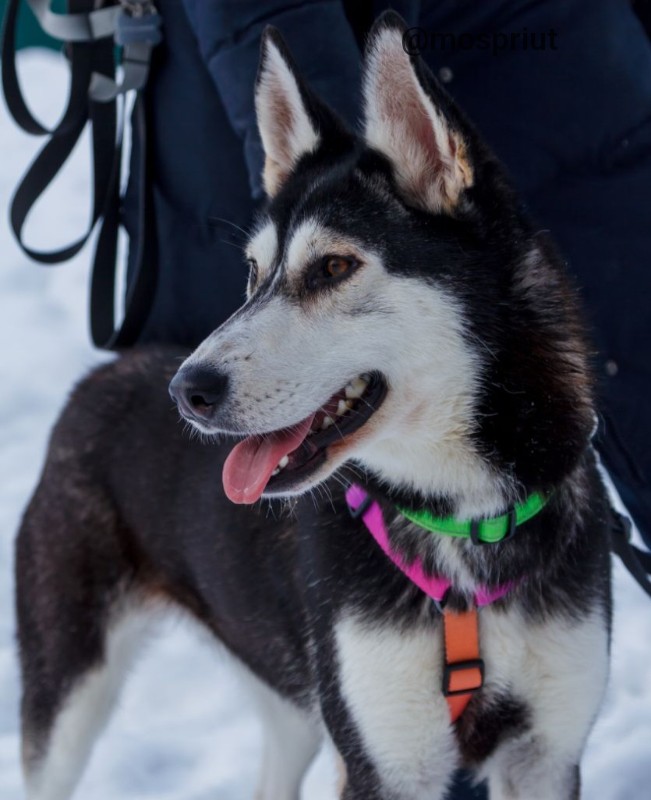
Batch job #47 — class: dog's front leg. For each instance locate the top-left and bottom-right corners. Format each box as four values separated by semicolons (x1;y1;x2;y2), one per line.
481;609;608;800
321;610;459;799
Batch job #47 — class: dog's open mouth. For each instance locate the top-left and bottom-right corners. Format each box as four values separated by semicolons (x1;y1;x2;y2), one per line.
222;372;387;504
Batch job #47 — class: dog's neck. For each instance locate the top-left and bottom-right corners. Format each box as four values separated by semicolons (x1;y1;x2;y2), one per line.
354;433;511;521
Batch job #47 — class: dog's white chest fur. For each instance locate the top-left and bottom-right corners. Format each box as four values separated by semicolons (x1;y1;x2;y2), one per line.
335;604;608;799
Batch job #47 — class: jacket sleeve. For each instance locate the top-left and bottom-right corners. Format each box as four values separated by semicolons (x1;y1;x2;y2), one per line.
180;0;362;200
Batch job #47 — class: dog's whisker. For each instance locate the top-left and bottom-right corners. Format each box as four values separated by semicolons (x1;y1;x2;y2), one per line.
219;238;248;251
209;216;252;238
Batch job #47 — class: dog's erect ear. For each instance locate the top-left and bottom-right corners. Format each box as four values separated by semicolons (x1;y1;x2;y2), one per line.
255;28;330;197
363;13;474;214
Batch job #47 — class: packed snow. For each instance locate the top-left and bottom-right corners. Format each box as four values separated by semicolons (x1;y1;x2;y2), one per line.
0;50;649;800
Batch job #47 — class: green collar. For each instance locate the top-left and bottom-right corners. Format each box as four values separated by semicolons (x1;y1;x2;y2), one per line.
398;491;549;545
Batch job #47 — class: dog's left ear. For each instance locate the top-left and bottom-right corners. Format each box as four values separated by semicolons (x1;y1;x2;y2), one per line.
363;13;475;215
255;29;319;197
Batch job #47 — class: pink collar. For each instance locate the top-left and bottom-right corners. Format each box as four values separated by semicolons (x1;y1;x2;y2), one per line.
345;484;515;607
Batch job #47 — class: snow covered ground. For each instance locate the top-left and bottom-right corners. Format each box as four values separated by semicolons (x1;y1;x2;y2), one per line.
1;51;650;800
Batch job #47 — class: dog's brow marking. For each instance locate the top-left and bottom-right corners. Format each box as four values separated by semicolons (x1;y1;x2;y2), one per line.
285;219;326;277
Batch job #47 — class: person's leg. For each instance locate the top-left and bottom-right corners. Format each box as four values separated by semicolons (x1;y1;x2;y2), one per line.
124;0;255;349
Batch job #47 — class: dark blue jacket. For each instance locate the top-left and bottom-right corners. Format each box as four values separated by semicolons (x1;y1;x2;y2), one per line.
131;0;651;545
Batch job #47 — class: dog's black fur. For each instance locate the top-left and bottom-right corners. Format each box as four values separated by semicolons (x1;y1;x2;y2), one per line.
17;344;609;787
16;13;612;800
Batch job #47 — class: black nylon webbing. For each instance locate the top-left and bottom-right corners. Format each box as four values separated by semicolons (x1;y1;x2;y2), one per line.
90;92;157;348
610;510;651;598
2;0;158;348
1;0;87;136
2;0;117;263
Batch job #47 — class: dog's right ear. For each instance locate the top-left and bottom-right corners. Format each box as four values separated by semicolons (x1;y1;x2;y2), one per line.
362;13;476;215
255;28;348;198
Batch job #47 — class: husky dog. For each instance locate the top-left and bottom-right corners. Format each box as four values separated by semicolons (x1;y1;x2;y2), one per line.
16;13;612;800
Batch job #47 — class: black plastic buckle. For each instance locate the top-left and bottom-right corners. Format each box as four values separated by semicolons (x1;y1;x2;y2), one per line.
348;494;374;520
442;658;485;697
470;507;517;546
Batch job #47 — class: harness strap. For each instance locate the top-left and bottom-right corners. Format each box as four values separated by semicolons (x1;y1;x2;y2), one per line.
442;609;483;722
346;482;651;722
346;484;501;722
345;484;515;606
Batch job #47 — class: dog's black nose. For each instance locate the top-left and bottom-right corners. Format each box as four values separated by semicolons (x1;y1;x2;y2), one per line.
169;366;229;421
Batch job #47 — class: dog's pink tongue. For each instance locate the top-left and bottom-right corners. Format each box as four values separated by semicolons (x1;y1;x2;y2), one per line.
222;416;314;504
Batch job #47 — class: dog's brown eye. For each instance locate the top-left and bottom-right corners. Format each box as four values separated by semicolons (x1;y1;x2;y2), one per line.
305;255;359;292
324;256;355;279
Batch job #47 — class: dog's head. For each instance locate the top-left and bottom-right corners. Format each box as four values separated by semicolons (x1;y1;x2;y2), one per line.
170;13;594;513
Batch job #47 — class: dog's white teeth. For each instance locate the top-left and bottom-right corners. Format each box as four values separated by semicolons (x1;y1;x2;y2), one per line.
345;376;368;400
336;399;352;417
272;455;289;476
321;415;335;429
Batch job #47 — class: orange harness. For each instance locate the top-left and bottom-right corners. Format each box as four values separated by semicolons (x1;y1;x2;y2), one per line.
346;485;515;721
442;608;483;722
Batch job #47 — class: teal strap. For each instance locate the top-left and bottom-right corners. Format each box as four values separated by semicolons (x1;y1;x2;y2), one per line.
398;491;549;544
26;0;119;43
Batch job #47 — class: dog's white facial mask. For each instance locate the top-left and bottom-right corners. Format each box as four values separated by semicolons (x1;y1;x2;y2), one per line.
182;212;491;509
179;27;503;513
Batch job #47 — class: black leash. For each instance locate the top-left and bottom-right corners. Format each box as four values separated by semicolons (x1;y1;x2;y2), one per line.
1;0;161;349
610;508;651;597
